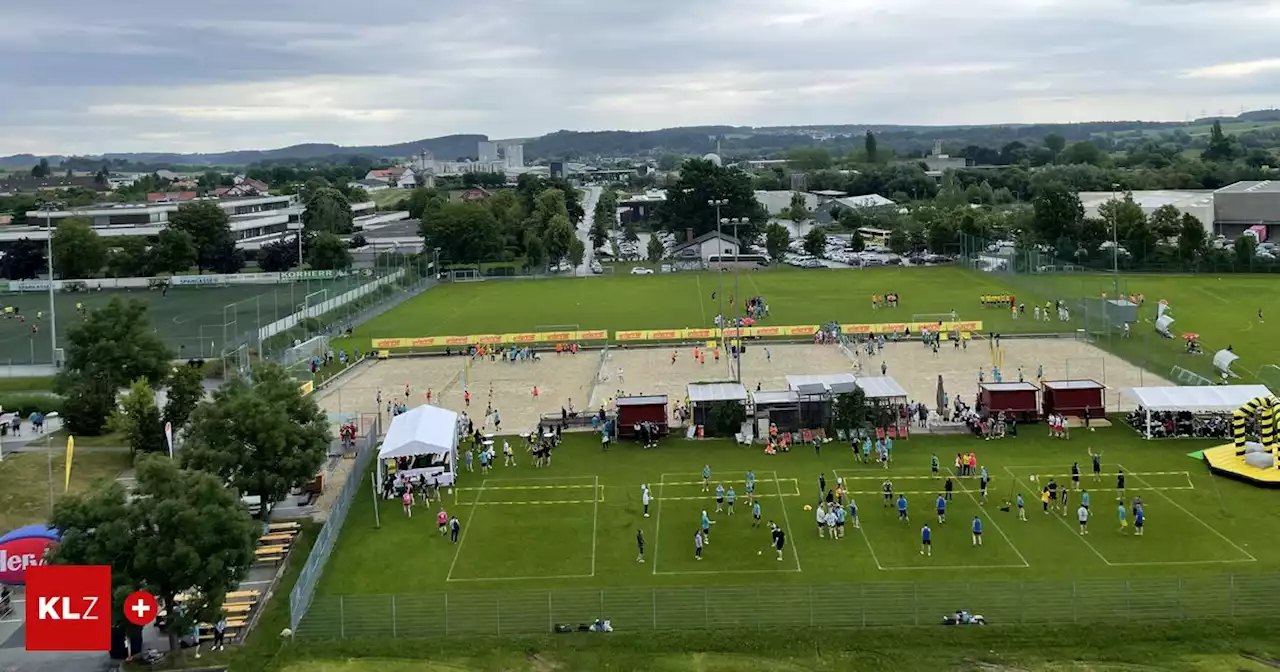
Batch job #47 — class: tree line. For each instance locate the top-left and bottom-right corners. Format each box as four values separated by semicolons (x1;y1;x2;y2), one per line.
48;296;331;654
0;180;365;280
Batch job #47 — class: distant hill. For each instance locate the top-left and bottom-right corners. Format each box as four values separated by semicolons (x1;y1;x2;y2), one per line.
4;110;1279;169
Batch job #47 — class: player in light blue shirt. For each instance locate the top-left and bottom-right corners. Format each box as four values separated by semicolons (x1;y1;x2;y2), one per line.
936;495;947;523
751;500;762;527
700;510;712;543
745;472;755;498
971;516;983;546
726;487;736;515
862;437;872;462
885;437;894;464
896;494;909;523
715;483;725;512
848;499;860;528
1016;492;1026;521
1081;490;1091;509
702;465;712;491
920;524;932;556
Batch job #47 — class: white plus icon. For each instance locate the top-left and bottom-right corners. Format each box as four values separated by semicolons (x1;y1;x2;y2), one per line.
131;598;152;619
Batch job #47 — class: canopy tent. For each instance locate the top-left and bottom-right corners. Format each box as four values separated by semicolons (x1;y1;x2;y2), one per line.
687;382;749;403
1121;384;1275;439
1213;350;1240;379
855;376;909;401
379;404;460;460
1120;385;1272;413
786;374;857;396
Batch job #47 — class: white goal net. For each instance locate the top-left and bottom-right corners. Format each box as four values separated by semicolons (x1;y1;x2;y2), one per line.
283;334;329;373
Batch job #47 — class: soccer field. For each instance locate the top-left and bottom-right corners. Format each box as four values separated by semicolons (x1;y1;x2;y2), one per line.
0;277;366;364
344;267;1278;387
301;425;1280;638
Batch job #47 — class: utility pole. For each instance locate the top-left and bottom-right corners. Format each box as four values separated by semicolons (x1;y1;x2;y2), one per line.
708;199;728;346
722;216;747;383
39;201;62;367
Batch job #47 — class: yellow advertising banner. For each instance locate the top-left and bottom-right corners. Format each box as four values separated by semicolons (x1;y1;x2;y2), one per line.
473;333;503;345
648;328;682;340
578;329;608;340
534;330;577;342
299;380;314;396
841;320;983;335
683;328;715;340
504;332;539;344
615;330;647;341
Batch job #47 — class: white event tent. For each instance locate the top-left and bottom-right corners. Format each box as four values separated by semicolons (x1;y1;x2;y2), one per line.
378;404;461;485
1119;384;1273;439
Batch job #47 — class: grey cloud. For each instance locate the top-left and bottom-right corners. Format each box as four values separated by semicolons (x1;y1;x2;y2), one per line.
1;0;1278;153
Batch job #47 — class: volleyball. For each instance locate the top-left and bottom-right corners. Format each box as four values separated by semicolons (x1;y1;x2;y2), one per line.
803;505;813;511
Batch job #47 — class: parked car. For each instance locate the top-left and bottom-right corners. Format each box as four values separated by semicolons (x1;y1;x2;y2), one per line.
630;266;655;275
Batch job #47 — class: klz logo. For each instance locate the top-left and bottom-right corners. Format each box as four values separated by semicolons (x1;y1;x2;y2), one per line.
25;565;111;651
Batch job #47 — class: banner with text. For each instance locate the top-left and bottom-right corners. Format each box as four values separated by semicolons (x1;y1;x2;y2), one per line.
373;329;608;350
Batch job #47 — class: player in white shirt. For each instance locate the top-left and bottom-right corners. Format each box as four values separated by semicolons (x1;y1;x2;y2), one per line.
641;484;651;518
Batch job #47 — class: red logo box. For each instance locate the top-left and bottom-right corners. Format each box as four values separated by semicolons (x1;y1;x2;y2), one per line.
25;565;112;651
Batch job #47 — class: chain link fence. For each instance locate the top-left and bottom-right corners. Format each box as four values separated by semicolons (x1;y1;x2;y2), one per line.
289;412;382;633
295;573;1280;639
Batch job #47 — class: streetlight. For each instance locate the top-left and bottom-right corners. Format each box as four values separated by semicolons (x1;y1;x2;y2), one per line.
433;247;442;280
38;202;60;368
708;199;728;342
721;216;747;383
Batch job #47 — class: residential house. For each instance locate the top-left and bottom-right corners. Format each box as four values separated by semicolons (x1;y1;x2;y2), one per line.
0;215;12;226
669;231;742;261
364;167;417;189
213;180;269;198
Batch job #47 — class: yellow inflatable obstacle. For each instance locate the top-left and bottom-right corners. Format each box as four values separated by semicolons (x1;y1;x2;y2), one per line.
1232;394;1279;451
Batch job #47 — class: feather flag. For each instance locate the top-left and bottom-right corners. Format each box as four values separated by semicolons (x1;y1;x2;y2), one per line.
64;435;74;492
165;421;174;459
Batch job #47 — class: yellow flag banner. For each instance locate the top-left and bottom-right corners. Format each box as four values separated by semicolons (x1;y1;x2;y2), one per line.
64;435;75;492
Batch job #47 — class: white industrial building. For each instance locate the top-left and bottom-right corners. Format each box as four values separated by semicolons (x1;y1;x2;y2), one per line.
1077;190;1215;233
8;195;406;250
754;190;819;216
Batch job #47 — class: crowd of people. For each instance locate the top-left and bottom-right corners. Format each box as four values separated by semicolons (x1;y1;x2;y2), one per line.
1125;408;1233;439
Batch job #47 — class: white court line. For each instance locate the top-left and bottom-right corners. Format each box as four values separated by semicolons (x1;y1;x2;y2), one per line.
654;568;803;576
881;564;1033;572
652;475;666;576
948;469;1030;568
695;275;707;325
444;478;487;582
1002;466;1111;566
771;470;803;572
591;475;599;577
1118;463;1257;563
476;475;598;483
833;470;884;571
1194;286;1230;303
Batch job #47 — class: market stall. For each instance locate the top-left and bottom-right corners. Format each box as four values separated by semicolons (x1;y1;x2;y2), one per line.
687;382;749;436
378;404;462;486
616;395;669;439
1041;380;1105;418
979;381;1039;421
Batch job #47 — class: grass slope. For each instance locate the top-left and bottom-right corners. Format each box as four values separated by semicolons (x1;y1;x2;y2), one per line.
0;449;132;530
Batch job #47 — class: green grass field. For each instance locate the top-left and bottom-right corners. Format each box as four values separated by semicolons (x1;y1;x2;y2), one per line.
307;428;1276;628
0;277;367;364
342;266;1278;387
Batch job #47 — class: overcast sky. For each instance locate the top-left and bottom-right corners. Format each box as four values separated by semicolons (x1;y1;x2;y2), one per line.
3;0;1280;155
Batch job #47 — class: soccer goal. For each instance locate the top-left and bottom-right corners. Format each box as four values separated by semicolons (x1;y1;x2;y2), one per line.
448;269;483;282
283;334;329;372
221;343;254;381
1169;365;1214;386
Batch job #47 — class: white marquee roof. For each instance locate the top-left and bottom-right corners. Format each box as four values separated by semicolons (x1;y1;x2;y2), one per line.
856;376;909;400
1120;385;1275;413
687;382;749;403
378;404;460;460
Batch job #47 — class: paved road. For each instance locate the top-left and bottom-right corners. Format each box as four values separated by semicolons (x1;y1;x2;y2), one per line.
575;186;602;276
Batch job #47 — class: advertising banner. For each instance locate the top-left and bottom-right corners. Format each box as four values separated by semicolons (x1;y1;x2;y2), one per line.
504;332;539;344
578;329;608;340
615;330;647;341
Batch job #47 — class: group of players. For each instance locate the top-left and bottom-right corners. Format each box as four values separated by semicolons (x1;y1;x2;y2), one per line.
647;445;1149;565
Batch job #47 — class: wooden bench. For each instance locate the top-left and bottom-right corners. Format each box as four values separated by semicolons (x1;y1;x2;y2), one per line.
197;618;247;641
259;533;295;544
221;602;253;615
226;590;260;603
256;545;288;557
267;521;301;532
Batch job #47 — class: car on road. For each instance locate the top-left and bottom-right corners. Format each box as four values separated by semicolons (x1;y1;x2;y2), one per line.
630;266;655;275
590;261;603;274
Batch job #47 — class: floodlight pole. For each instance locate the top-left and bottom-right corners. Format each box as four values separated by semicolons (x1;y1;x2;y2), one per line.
723;216;747;383
708;200;728;345
41;202;60;368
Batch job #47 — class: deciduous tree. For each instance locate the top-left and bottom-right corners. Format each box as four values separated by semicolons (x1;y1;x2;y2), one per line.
51;217;106;279
0;237;45;280
109;378;166;454
307;231;353;270
182;363;330;517
302;187;354;234
148;228;197;275
646;234;664;262
803;228;826;257
49;454;258;655
764;223;791;263
169;201;235;273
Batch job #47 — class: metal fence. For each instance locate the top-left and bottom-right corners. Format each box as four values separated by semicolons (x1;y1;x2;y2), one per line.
295;573;1280;639
288;412;382;633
